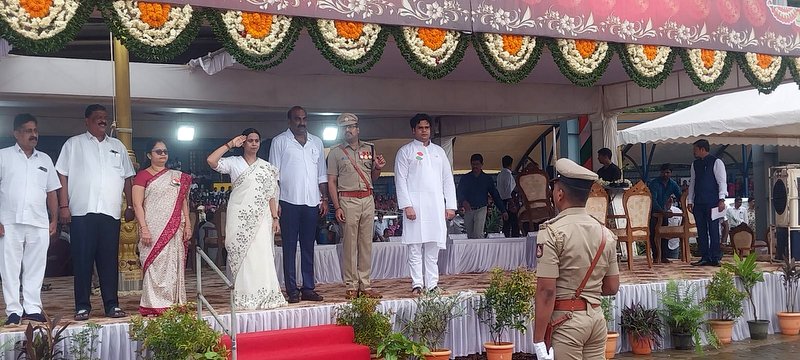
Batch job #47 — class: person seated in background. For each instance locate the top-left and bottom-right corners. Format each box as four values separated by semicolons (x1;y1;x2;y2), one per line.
596;148;622;182
721;197;747;245
746;198;756;230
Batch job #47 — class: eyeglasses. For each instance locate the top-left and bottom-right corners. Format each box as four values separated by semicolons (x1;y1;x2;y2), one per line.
151;149;169;155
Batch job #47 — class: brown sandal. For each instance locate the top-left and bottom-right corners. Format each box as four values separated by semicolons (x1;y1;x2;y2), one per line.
106;307;128;318
74;310;89;321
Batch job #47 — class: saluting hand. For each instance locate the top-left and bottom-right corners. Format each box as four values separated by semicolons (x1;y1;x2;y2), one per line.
374;154;386;170
229;135;247;148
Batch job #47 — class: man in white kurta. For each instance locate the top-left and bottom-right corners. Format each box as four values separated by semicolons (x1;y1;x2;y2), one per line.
395;114;457;294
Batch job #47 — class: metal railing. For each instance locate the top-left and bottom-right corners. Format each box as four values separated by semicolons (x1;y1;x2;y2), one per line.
196;246;237;360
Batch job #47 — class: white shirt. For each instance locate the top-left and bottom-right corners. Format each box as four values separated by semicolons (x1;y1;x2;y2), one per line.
0;144;61;228
496;167;516;200
687;157;727;205
213;156;250;184
395;140;457;248
268;129;327;207
55;132;135;219
724;205;747;227
666;206;682;250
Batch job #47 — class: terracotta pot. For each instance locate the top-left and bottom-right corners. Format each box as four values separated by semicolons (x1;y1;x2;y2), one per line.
424;349;452;360
777;312;800;335
628;335;652;355
483;342;514;360
605;332;619;359
709;319;735;344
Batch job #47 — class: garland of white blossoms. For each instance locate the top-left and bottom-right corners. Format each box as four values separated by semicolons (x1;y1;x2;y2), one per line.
223;12;292;57
791;57;800;87
616;43;676;89
393;26;469;80
402;27;460;68
679;48;734;92
473;33;543;83
548;38;613;87
0;0;93;54
111;1;192;47
736;52;787;94
482;33;537;72
306;18;388;74
0;0;79;40
318;19;381;61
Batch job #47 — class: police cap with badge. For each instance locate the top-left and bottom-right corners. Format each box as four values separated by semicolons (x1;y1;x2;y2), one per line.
551;158;598;191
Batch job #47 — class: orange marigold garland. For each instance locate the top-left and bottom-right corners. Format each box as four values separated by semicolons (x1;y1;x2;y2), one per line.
0;0;92;54
548;38;613;87
208;9;300;71
137;2;171;28
615;43;676;89
679;48;734;92
241;11;272;39
473;32;543;84
306;18;387;74
19;0;53;18
393;26;469;80
737;52;787;94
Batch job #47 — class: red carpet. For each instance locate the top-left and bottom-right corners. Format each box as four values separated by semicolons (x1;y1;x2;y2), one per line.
221;324;370;360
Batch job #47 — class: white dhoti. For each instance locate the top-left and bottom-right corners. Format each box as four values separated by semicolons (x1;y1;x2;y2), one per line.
0;223;48;316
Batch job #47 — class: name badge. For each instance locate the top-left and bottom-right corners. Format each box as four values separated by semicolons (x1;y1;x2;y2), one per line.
38;166;47;172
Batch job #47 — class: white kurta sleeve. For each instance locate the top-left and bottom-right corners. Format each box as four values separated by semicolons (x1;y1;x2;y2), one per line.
714;158;728;200
440;147;457;210
395;145;412;210
687;163;696;205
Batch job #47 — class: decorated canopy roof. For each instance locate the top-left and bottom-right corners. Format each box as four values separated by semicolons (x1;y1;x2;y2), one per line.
1;0;799;93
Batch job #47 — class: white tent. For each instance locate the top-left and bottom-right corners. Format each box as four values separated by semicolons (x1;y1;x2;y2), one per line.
618;83;800;147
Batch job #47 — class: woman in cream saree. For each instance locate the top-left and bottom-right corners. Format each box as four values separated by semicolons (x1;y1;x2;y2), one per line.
208;129;287;310
133;139;192;316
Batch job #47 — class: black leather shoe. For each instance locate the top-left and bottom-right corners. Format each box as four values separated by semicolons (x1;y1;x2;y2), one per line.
301;290;324;302
22;313;46;323
287;292;300;304
691;260;709;266
709;261;721;267
4;314;20;326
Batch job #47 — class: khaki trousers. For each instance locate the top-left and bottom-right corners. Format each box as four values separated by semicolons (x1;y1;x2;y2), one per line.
551;306;607;360
339;196;375;291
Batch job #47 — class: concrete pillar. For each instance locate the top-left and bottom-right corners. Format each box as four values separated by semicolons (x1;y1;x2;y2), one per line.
560;119;580;162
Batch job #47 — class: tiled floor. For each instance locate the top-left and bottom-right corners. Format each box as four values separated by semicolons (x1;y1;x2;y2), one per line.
616;334;800;359
0;256;780;334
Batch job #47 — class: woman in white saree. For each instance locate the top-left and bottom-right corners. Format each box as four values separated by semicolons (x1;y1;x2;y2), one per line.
207;129;287;310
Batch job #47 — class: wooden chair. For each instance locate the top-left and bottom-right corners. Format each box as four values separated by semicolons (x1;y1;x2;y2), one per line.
516;166;554;232
616;181;653;270
585;183;609;225
202;210;226;267
730;223;755;258
653;192;697;263
753;225;775;261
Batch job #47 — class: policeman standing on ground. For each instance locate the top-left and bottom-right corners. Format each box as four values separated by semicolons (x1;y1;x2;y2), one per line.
532;158;620;360
327;113;386;299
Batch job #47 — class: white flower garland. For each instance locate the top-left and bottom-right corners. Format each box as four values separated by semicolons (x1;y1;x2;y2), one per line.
221;11;292;56
317;19;381;61
624;44;672;78
481;33;536;72
556;38;609;75
685;48;727;84
0;0;79;40
112;1;193;47
795;57;800;72
743;52;782;84
402;26;460;68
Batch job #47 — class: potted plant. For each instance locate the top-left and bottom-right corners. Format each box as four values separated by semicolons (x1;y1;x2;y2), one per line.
14;312;69;360
723;252;768;340
659;280;717;353
334;296;393;357
405;291;466;360
600;296;618;359
777;258;800;335
128;303;230;360
702;269;747;344
376;332;429;360
475;268;536;360
620;303;663;355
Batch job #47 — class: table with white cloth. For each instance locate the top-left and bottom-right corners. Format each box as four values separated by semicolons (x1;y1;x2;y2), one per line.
443;237;532;274
274;244;342;287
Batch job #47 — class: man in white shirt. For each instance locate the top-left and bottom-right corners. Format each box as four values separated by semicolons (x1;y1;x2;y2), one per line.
269;106;328;303
0;114;61;326
497;155;519;237
56;104;135;321
663;196;683;260
395;114;457;295
722;197;747;245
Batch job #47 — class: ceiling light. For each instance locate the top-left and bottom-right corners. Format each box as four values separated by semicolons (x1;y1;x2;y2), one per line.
322;126;338;141
177;125;195;141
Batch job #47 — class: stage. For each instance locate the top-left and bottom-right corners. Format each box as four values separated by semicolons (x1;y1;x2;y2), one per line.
0;247;790;359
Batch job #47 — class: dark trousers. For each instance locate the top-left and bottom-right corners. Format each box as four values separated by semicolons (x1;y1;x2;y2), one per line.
70;213;121;314
694;203;722;262
649;215;670;260
279;201;319;295
502;199;520;238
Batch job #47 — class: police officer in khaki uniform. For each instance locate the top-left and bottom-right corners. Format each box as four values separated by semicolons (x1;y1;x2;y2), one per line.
532;158;620;360
327;113;386;299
